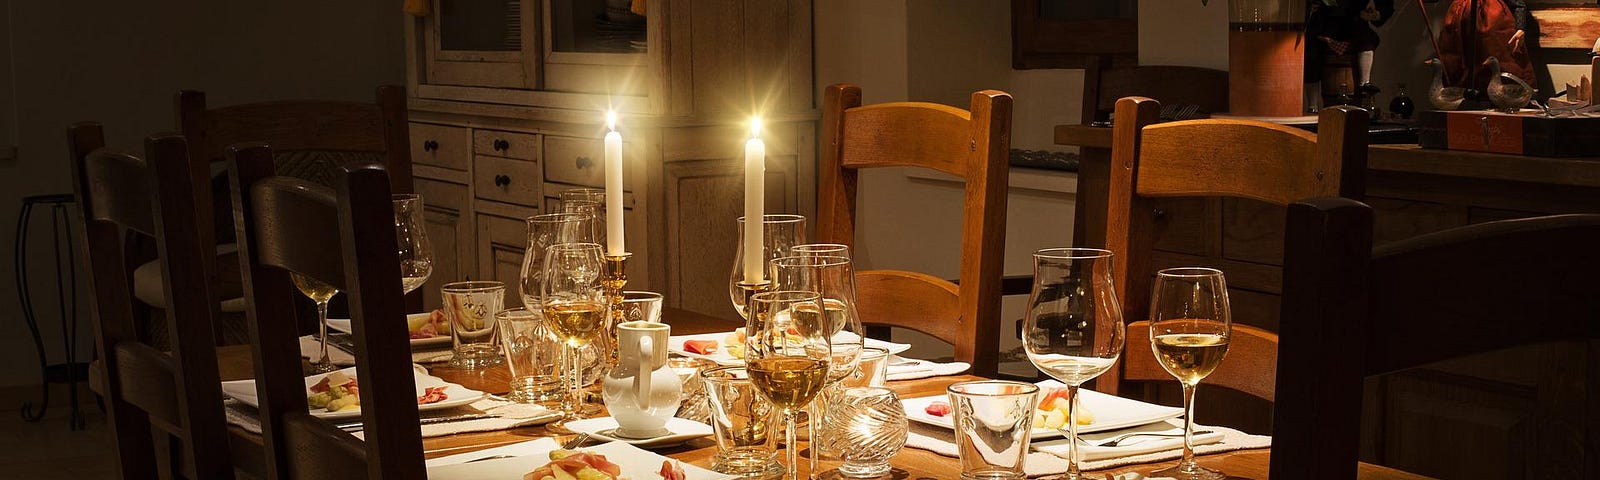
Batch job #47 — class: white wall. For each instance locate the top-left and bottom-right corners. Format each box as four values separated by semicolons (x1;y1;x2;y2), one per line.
0;0;404;387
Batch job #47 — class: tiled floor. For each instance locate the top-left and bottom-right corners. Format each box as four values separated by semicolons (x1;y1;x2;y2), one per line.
0;384;118;479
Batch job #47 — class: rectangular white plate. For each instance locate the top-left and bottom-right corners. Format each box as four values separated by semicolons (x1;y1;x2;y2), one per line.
220;366;484;420
900;380;1184;438
426;440;733;480
328;313;452;348
668;331;912;366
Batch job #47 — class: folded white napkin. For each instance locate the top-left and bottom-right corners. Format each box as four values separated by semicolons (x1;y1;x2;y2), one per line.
904;419;1270;477
426;437;563;467
299;335;457;365
885;356;970;381
224;398;560;440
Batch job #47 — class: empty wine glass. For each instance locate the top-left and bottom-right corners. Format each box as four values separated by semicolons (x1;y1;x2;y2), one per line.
393;194;432;295
291;273;340;374
729;214;806;319
541;242;610;428
745;290;830;480
559;191;606;248
769;254;864;471
1147;268;1231;480
1022;248;1125;479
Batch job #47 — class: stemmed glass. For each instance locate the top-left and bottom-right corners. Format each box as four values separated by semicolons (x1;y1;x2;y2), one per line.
540;242;610;428
744;290;831;480
291;273;341;374
393;194;433;295
1022;248;1125;479
1147;268;1231;480
769;254;864;468
559;188;607;247
729;214;807;319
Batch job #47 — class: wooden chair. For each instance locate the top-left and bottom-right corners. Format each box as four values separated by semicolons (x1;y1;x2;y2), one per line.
69;125;233;479
817;83;1012;378
228;144;425;479
1273;198;1600;480
1102;96;1368;406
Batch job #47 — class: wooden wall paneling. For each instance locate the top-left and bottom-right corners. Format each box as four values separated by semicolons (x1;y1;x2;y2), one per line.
661;155;795;319
1220;198;1287;265
1366;197;1469;246
475;210;537;308
689;0;742;118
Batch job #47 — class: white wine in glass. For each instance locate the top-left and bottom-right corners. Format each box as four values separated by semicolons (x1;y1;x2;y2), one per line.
1148;267;1232;480
541;242;609;428
544;300;607;347
291;273;340;374
745;290;830;480
746;357;829;409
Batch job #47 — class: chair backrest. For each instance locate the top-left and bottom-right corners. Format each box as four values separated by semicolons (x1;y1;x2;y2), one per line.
1104;96;1368;398
1080;55;1230;124
817;83;1012;378
228;144;424;480
1273;199;1600;480
69;125;233;479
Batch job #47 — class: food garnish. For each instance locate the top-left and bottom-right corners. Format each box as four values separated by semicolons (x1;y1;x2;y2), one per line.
1032;387;1094;429
307;372;361;412
659;459;687;480
410;309;449;339
924;401;952;417
523;449;622;480
683;339;719;355
418;386;449;405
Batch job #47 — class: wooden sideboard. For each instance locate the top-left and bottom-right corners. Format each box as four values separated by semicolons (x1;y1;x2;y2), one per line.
1057;123;1599;479
403;0;817;319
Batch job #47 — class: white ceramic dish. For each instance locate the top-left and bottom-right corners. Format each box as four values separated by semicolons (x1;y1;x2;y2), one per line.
668;331;912;366
220;366;484;420
562;416;714;449
328;313;452;348
900;380;1184;438
426;439;733;479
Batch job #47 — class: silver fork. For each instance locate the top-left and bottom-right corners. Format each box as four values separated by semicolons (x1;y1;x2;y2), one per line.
1080;430;1213;447
465;433;592;463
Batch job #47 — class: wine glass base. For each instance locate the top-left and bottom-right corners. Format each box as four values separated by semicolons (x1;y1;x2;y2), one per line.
447;351;505;370
1150;461;1226;480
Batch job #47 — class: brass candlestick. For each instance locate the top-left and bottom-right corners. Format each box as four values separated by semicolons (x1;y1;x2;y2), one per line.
601;252;631;367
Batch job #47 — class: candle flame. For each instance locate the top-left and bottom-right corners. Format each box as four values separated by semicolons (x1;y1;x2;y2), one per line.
606;110;618;131
749;116;762;138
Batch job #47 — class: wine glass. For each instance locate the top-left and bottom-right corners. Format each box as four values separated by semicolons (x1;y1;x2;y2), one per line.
1022;248;1125;479
559;192;606;248
520;213;589;307
729;214;806;319
541;242;610;427
291;273;341;374
1147;268;1231;480
393;194;433;295
769;254;864;470
744;290;830;480
790;243;850;257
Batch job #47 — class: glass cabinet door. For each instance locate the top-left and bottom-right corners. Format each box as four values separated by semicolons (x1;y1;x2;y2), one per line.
548;0;647;54
425;0;538;89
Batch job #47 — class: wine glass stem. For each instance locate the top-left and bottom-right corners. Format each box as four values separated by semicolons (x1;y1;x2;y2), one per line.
1066;384;1082;476
567;344;581;416
808;400;819;477
1180;382;1199;465
785;409;799;480
316;300;330;364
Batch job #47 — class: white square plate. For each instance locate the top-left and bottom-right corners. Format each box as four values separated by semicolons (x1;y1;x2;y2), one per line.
328;313;452;348
668;331;912;366
220;366;484;420
900;380;1184;438
426;440;733;480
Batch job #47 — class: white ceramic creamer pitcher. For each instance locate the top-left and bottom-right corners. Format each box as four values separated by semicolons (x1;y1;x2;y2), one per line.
602;321;682;438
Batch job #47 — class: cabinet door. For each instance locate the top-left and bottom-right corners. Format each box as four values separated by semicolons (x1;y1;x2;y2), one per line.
415;177;474;310
475;205;538;308
661;158;795;320
423;0;539;89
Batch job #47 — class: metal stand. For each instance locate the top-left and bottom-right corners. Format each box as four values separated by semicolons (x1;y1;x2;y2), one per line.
16;194;86;430
601;252;631;367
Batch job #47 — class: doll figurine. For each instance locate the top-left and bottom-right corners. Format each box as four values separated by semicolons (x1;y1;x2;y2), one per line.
1305;0;1395;110
1437;0;1535;95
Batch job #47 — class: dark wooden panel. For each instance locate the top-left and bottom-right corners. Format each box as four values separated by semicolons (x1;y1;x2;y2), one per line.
1221;198;1286;265
1149;197;1212;256
1366;197;1469;246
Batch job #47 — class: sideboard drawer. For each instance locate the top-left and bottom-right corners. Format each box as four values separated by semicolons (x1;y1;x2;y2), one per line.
473;155;541;206
409;123;470;171
543;135;636;190
473;130;539;160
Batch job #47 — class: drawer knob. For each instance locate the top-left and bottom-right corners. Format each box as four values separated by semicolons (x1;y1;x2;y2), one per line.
576;156;594;169
423;140;438;152
494;174;511;187
493;139;510;151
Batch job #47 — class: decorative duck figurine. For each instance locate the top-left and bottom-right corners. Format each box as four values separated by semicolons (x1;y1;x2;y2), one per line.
1426;58;1467;111
1485;56;1534;113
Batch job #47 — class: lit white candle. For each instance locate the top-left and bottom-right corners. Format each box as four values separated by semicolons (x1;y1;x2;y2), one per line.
604;110;625;255
742;117;766;283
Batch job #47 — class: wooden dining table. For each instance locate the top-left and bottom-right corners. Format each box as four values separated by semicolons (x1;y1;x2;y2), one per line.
215;307;1432;479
